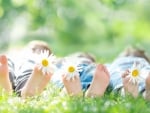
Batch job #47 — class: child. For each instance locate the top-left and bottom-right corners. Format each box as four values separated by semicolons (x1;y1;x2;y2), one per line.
15;40;52;97
0;40;52;96
115;47;150;100
51;52;110;97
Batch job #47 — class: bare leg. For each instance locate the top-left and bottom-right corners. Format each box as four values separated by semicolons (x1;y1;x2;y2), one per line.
122;70;138;97
0;55;12;94
85;64;110;97
143;72;150;100
21;65;52;98
62;75;82;96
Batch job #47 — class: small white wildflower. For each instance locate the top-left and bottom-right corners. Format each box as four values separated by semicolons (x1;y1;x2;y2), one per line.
61;57;82;81
37;50;56;75
129;62;145;84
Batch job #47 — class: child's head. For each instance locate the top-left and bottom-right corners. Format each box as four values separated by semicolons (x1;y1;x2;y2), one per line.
76;52;96;63
119;46;150;63
68;52;96;64
27;40;52;55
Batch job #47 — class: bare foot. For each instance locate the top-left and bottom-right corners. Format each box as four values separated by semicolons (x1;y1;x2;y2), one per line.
144;72;150;100
122;70;138;97
62;74;82;96
85;64;110;97
0;55;12;94
21;65;52;98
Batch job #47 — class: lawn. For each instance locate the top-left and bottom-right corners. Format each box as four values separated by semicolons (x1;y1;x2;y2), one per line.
0;84;150;113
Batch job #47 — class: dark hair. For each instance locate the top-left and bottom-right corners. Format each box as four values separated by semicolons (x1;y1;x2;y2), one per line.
27;40;52;55
68;52;96;63
119;46;150;63
77;52;96;63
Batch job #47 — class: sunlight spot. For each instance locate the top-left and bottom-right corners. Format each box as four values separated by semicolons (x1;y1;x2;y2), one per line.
10;16;28;40
0;7;4;17
12;0;26;7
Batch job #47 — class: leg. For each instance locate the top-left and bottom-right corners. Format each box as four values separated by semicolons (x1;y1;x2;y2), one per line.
21;65;52;98
0;55;12;94
62;74;82;96
143;72;150;100
122;70;138;97
85;64;110;97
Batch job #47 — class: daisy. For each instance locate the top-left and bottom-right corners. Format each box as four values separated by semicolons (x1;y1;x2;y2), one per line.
62;57;82;81
37;50;56;75
128;62;144;84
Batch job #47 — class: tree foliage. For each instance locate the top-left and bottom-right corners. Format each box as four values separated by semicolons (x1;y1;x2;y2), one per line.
0;0;150;59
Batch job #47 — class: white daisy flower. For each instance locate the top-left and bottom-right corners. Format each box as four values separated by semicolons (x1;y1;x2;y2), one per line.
62;57;82;81
37;50;56;75
128;62;145;84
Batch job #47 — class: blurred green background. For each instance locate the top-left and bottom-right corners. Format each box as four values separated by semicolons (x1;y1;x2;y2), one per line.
0;0;150;62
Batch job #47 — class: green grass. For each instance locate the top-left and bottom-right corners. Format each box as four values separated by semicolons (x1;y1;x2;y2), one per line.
0;84;150;113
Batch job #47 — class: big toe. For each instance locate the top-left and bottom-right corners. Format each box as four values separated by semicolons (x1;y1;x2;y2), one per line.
0;55;7;65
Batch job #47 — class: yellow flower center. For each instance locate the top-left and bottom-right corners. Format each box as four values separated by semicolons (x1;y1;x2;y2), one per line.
68;66;75;72
132;69;139;77
42;59;49;67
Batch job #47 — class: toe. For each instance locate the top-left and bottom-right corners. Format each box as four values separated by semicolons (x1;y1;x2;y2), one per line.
0;55;7;65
